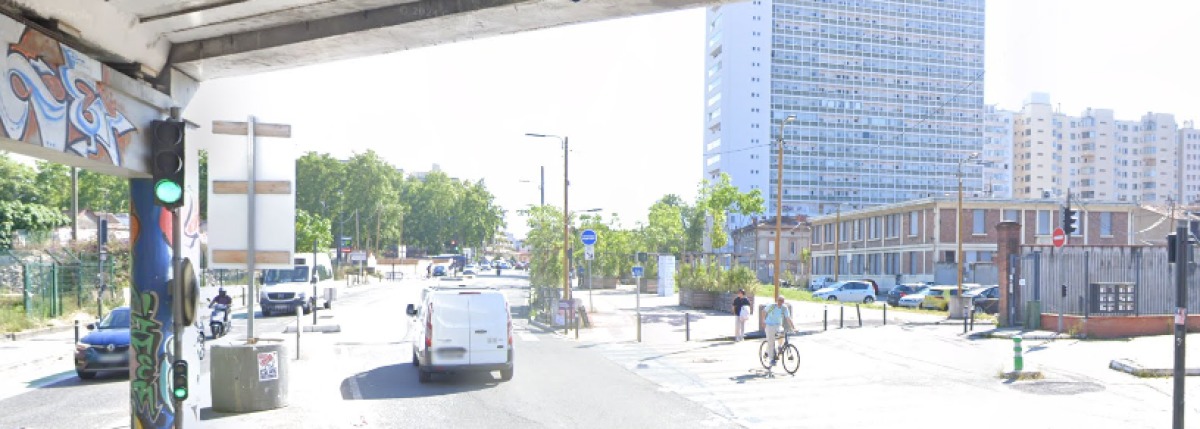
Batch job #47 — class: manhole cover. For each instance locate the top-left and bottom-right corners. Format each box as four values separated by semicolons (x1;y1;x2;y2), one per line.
1009;381;1105;395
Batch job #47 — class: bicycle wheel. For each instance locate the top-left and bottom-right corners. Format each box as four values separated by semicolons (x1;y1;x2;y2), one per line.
758;341;772;369
781;344;801;374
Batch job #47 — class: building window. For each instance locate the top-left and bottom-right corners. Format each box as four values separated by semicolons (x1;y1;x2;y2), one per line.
1100;212;1113;236
908;251;920;274
1003;209;1019;222
790;241;796;255
910;211;919;236
1037;210;1051;235
973;209;986;235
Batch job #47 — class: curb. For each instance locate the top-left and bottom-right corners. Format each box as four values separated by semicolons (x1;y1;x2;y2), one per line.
1109;358;1200;377
527;319;558;333
970;330;1076;341
0;354;66;374
2;324;76;342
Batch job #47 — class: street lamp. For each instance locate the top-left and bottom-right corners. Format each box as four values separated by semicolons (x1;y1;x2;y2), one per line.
774;114;796;301
957;152;980;333
526;133;573;318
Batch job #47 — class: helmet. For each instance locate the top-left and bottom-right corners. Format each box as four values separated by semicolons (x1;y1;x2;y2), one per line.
218;287;227;294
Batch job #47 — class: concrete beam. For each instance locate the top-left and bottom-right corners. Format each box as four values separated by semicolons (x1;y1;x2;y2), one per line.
170;0;533;65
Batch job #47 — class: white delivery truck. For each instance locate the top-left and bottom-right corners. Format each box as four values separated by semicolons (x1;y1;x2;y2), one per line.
407;286;514;383
259;253;337;316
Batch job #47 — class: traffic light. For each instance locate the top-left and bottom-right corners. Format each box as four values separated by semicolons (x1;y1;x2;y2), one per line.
1061;205;1078;235
171;360;188;401
637;252;648;263
150;119;186;208
451;240;458;252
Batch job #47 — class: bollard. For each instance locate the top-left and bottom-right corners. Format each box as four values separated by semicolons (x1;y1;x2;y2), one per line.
839;306;844;328
295;306;302;360
637;313;642;343
856;304;862;328
685;313;691;341
823;306;828;331
970;308;975;331
74;320;80;344
1013;337;1024;371
883;303;888;326
575;311;580;340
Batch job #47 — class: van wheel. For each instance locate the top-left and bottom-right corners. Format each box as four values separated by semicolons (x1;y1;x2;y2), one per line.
500;367;513;381
412;351;419;367
418;370;432;383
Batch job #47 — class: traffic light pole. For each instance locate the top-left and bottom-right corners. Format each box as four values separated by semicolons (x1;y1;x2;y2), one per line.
1173;221;1188;429
171;206;183;429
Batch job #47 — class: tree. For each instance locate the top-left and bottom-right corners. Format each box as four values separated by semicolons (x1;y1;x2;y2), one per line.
524;205;569;287
33;161;71;211
78;170;129;213
199;150;208;221
693;173;764;251
644;197;685;254
294;209;332;252
0;153;39;204
0;200;69;249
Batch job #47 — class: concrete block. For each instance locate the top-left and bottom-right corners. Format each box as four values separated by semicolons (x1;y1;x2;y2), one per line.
211;342;289;413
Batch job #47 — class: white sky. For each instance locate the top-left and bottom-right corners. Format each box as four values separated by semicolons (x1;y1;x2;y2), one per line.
182;0;1200;239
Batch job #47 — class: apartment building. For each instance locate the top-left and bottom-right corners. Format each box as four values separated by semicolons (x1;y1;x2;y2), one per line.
703;0;986;233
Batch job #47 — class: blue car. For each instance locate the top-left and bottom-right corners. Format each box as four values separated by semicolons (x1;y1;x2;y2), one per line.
74;307;131;379
432;265;448;277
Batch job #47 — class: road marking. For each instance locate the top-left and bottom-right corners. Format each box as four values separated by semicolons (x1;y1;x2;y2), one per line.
347;374;364;400
518;332;539;342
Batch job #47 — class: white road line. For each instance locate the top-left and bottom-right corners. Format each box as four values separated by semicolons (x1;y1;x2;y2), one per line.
518;332;540;342
347;374;364;400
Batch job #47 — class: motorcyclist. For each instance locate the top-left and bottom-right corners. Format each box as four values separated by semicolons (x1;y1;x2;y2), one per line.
210;288;233;323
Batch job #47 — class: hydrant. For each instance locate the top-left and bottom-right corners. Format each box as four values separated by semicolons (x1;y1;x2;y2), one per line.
1013;336;1024;372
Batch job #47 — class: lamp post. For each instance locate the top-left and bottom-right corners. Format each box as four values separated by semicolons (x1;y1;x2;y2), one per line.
774;115;796;300
526;133;572;312
957;152;980;333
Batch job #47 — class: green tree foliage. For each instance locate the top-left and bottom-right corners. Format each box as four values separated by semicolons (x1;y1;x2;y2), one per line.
524;205;568;287
693;173;764;250
0;153;39;204
294;209;333;252
77;169;129;213
199;150;208;221
644;197;685;254
0;200;69;249
33;161;70;211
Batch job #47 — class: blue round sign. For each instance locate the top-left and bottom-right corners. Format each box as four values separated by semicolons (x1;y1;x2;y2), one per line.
580;229;598;245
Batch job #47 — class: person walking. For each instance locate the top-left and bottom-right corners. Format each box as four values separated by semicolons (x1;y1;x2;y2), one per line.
733;289;752;342
762;296;791;366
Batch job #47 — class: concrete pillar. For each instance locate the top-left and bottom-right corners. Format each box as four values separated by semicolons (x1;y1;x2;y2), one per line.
995;221;1021;327
128;179;178;429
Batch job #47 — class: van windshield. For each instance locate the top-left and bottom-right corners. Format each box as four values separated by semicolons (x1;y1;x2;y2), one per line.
263;266;310;284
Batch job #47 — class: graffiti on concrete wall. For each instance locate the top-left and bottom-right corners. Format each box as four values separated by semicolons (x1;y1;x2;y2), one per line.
0;17;136;166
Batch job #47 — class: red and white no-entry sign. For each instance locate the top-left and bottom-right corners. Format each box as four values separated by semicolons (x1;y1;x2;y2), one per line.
1052;227;1067;248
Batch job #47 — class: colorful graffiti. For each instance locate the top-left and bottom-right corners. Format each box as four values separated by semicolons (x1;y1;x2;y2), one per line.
130;290;165;423
1;18;136;165
130;179;176;429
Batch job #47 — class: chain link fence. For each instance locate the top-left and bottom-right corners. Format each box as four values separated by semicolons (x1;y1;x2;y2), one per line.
0;248;120;327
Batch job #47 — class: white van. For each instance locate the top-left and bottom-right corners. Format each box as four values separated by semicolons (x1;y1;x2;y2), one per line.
260;253;337;316
406;286;513;383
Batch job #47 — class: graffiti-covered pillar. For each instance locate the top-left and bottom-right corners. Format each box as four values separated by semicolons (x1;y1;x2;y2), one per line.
129;178;177;429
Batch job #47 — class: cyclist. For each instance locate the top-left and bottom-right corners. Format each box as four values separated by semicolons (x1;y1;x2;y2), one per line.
762;295;792;366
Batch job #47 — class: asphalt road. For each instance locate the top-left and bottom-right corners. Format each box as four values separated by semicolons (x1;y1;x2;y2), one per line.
0;272;733;429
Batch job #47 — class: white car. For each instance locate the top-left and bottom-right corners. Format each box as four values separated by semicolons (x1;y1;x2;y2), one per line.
813;281;877;304
897;290;930;308
407;286;514;383
809;276;836;291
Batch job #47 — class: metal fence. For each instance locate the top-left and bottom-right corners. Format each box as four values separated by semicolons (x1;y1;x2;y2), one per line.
0;248;118;321
1018;246;1200;317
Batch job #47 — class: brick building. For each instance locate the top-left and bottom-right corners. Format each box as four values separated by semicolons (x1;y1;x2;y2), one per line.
729;216;811;283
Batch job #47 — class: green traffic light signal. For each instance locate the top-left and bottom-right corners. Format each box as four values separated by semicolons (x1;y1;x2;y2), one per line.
173;387;187;399
155;179;183;204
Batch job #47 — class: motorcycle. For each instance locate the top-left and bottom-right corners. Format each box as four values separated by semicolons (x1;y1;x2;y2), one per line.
209;302;231;338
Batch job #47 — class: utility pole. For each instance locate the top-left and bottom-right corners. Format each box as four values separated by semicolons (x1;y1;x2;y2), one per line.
774;115;795;300
834;205;841;281
1172;219;1188;429
562;137;570;303
540;165;545;206
71;167;78;243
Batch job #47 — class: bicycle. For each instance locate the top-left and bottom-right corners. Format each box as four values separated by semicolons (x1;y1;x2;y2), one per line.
758;328;800;375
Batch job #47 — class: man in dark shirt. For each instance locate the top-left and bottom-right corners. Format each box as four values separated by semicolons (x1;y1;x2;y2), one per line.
210;288;233;323
733;289;752;342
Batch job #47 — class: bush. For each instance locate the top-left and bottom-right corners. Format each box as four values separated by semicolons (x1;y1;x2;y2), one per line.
678;263;761;295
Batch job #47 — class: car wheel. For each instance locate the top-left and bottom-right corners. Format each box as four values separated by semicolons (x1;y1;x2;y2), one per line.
76;370;96;380
412;350;420;367
826;296;837;301
418;370;432;383
863;296;875;304
261;307;272;317
500;367;514;382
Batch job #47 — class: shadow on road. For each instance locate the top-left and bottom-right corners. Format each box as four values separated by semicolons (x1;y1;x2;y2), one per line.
45;372;127;388
340;363;496;400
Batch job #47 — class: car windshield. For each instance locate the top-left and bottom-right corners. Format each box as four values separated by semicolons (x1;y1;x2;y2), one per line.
264;266;310;284
98;309;130;329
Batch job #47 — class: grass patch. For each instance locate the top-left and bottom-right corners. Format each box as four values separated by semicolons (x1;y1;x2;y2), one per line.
754;288;1000;323
995;370;1044;380
0;289;126;333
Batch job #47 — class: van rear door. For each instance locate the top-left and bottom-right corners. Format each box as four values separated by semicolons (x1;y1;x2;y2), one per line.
430;294;471;366
468;292;510;365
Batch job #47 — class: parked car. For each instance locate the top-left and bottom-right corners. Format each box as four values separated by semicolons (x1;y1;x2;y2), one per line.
897;290;931;308
809;276;836;291
407;286;514;383
966;285;1000;315
432;265;448;277
462;265;478;276
887;284;929;306
74;306;131;379
919;286;965;311
813;281;876;304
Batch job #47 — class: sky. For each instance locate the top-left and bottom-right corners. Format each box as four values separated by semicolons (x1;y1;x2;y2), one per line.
181;0;1200;239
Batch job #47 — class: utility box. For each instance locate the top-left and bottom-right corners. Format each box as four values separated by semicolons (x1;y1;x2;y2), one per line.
1025;301;1042;329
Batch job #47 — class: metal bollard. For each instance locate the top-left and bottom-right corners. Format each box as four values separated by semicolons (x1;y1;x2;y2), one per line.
856;304;862;328
839;306;844;328
295;306;303;360
74;320;80;344
1013;337;1024;371
575;311;580;340
823;306;828;331
970;308;975;331
636;314;642;343
685;313;691;341
883;303;887;326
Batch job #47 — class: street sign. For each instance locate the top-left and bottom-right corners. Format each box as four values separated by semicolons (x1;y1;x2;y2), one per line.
584;244;594;261
350;251;367;262
580;229;597;246
1052;227;1067;248
632;266;644;278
